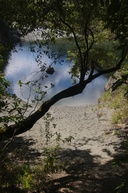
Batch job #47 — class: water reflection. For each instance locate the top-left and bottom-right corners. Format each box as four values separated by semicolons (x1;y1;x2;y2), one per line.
5;43;107;106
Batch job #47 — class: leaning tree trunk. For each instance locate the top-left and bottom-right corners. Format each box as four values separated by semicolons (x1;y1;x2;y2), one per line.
0;54;125;140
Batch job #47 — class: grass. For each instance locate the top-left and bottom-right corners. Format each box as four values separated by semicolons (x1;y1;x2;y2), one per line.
98;86;128;124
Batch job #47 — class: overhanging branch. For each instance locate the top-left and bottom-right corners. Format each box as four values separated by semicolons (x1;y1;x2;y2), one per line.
0;51;126;139
59;17;83;66
88;50;126;81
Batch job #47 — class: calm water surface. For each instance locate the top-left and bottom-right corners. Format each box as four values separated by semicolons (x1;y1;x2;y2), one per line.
4;42;108;106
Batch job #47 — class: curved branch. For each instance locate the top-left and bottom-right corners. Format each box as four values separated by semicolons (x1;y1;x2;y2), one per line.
59;17;85;82
60;18;83;65
88;50;126;80
87;28;94;51
83;27;94;73
0;50;126;139
0;82;87;139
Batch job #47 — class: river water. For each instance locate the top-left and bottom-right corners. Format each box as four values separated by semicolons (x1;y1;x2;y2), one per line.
4;42;108;106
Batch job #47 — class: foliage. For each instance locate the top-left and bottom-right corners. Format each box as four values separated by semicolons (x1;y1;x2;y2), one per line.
111;176;128;193
104;0;128;48
0;1;128;192
0;0;127;137
99;85;128;124
42;112;74;173
0;74;9;98
0;160;44;192
0;111;74;192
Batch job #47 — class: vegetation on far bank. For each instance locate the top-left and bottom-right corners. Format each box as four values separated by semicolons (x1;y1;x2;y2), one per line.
99;68;128;125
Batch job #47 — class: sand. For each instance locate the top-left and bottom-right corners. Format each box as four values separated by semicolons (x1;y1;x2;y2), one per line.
2;103;127;193
19;104;121;164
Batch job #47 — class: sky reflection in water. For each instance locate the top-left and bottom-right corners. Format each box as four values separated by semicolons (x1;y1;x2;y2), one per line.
5;43;108;106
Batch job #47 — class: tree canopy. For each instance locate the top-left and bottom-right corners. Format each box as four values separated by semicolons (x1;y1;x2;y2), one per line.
0;0;127;139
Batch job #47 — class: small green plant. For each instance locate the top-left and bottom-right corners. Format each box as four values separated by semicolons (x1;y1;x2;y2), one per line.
99;86;128;124
114;179;128;193
43;112;54;145
43;146;61;173
0;112;74;192
16;165;33;191
98;91;111;104
112;109;128;124
42;112;74;174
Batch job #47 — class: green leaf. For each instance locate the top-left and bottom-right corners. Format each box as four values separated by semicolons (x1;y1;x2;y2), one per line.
18;80;23;87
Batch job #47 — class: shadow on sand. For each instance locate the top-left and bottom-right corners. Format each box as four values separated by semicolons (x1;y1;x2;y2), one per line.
0;127;128;193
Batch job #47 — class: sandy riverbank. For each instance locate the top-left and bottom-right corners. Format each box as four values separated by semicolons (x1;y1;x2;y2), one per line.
18;104;121;164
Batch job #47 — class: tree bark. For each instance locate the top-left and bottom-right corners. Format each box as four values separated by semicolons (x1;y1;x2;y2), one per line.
0;54;125;139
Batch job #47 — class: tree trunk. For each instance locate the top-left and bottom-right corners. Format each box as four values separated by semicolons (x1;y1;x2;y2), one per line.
0;54;125;139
